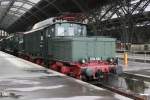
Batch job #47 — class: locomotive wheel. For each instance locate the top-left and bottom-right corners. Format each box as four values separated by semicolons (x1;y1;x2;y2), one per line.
81;75;93;81
95;70;105;81
51;64;58;71
35;59;41;65
61;66;70;74
81;68;94;81
81;75;87;81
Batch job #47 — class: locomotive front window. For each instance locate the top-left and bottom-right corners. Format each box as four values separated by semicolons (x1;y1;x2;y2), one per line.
55;23;86;37
57;26;65;36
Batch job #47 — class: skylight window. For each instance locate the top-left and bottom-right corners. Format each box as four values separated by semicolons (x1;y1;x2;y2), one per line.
131;0;140;4
13;2;23;6
111;14;117;19
29;0;41;4
1;1;10;5
0;0;41;29
145;5;150;12
18;10;26;14
14;13;21;17
23;4;32;9
10;11;22;16
10;7;18;12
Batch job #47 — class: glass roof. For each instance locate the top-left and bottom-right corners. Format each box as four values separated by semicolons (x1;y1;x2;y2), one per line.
0;0;41;30
109;0;150;19
0;0;150;31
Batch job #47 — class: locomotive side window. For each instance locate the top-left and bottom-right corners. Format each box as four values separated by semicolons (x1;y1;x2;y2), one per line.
75;24;86;36
46;28;50;37
19;34;23;44
40;33;44;41
45;26;55;37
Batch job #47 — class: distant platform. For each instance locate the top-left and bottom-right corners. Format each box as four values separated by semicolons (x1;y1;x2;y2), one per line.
118;57;150;82
124;69;150;82
0;51;131;100
117;53;150;63
118;60;150;71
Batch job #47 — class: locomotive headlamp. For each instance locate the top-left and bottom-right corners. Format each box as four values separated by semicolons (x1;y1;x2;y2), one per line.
110;58;113;62
81;59;86;63
109;58;115;63
70;24;73;27
89;57;96;61
78;29;82;33
95;57;100;60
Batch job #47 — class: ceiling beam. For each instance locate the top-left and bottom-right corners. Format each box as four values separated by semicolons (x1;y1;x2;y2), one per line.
71;0;87;13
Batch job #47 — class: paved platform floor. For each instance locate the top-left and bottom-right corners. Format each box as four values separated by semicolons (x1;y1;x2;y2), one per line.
0;51;131;100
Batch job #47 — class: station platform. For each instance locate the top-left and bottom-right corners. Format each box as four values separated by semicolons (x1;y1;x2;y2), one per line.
0;51;131;100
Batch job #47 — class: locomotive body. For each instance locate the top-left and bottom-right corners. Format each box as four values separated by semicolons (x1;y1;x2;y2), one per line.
0;14;122;80
49;37;115;62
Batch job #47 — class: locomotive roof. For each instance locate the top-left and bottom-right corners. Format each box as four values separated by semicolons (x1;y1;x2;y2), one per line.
24;20;87;34
24;26;47;34
32;16;87;29
32;18;55;30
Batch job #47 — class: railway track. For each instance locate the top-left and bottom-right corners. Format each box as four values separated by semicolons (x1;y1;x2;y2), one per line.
88;73;150;100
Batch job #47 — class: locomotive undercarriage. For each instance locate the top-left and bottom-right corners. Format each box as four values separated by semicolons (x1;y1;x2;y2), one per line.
19;53;122;81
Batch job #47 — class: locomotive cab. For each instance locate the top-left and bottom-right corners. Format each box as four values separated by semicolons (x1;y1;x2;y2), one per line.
54;22;87;37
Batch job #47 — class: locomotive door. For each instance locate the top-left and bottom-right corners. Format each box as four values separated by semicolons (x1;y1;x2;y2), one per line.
40;29;49;66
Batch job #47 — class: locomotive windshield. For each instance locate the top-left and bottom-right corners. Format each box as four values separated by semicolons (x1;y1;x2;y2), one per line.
55;23;87;37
